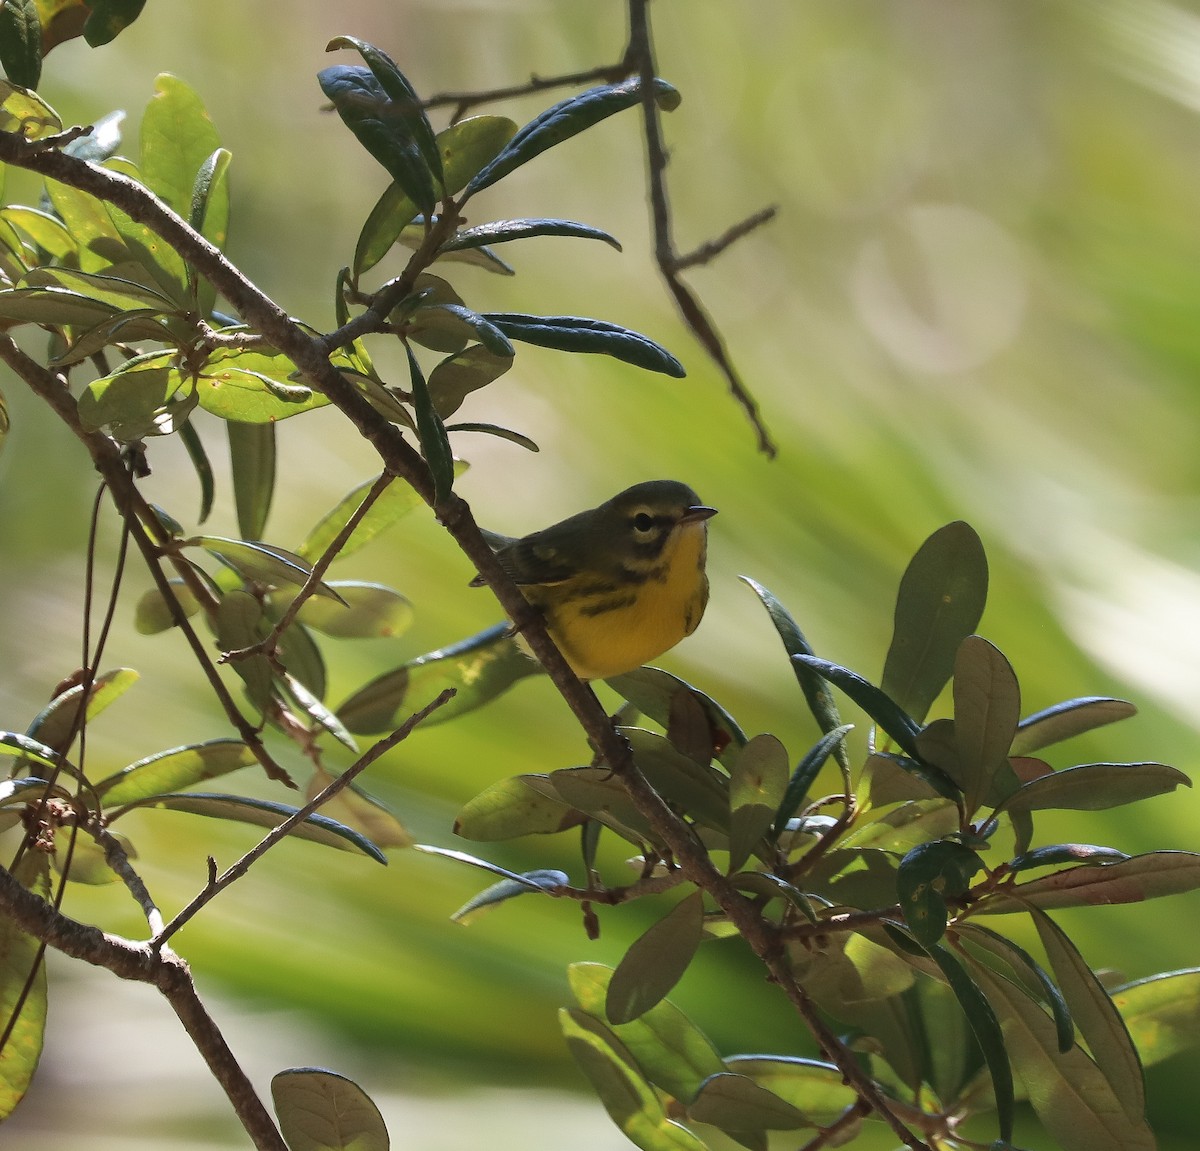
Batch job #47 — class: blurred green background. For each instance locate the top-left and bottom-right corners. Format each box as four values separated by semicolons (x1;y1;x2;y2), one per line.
3;1;1200;1148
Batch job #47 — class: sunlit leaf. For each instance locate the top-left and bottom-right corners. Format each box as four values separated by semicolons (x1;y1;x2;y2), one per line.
194;536;343;599
454;775;583;841
0;77;60;137
25;666;139;754
272;1066;389;1151
1114;968;1200;1068
94;738;255;806
0;853;49;1120
721;1056;857;1127
140;73;222;222
881;521;988;724
607;891;704;1025
1010;697;1137;757
688;1072;809;1132
308;769;412;851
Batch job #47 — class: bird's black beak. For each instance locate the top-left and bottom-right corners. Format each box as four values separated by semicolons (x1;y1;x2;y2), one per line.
682;505;718;524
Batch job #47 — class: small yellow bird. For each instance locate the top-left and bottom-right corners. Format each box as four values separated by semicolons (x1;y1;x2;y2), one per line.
473;480;717;680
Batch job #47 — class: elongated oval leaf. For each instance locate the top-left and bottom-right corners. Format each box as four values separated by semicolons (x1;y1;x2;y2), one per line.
997;762;1189;816
95;738;255;806
569;962;725;1104
122;792;386;862
25;667;139;754
792;654;921;758
441;218;622;253
454;775;582;841
722;1056;857;1126
1008;843;1129;874
728;733;788;871
772;724;854;838
272;1067;389;1151
482;313;685;377
607;891;705;1025
1114;968;1200;1067
1011;696;1137;757
687;1072;808;1131
881;521;988;723
954;635;1021;815
193;536;342;599
141;73;222;222
466;77;681;196
451;868;568;924
0;853;49;1120
407;343;454;502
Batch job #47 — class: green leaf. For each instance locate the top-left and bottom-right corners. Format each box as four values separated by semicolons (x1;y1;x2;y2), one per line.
337;623;540;734
179;420;214;523
140;73;222;221
299;470;451;562
971;963;1155;1151
102;157;189;302
560;1008;710;1151
228;420;276;541
1010;697;1137;757
441;218;622;254
427;343;514;418
721;1056;857;1127
326;37;442;186
352;114;517;276
189;146;231;316
272;1067;389;1151
444;421;539;452
0;0;41;90
954;636;1021;815
605;667;747;767
1008;844;1129;874
622;727;729;835
215;589;272;711
483;312;685;377
77;349;194;440
978;851;1200;914
306;770;411;851
195;346;328;422
739;576;850;775
537;767;658;847
0;776;68;808
83;0;147;46
42;175;123;272
728;734;788;871
318;63;438;216
407;343;454;502
0;206;73;259
0;733;60;773
123;792;387;862
925;938;1015;1143
273;581;414;640
881;521;989;724
896;839;983;947
0;76;60;137
607;891;705;1025
687;1073;809;1132
1114;968;1200;1067
194;536;342;599
454;775;582;841
997;761;1189;816
466;76;681;197
25;666;139;754
1031;906;1144;1122
411;301;515;358
134;578;201;634
0;853;49;1121
95;738;255;806
0;285;121;328
569;962;725;1104
792;654;922;759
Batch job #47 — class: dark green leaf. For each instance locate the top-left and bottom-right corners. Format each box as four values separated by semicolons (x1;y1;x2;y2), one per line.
772;724;854;838
0;0;41;90
728;733;788;871
271;1067;389;1151
318;64;437;215
881;521;988;724
427;344;514;418
83;0;147;46
228;420;276;541
897;840;983;947
997;762;1190;816
215;590;272;712
537;767;658;847
1011;697;1137;757
954;636;1021;815
190;146;231;315
792;654;921;758
621;727;729;834
122;792;386;862
1008;844;1129;874
326;36;442;187
483;312;685;377
441;218;621;253
405;343;453;502
179;420;214;523
977;851;1200;914
740;576;850;775
466;76;681;197
607;891;704;1024
444;422;539;452
412;302;515;357
95;738;255;806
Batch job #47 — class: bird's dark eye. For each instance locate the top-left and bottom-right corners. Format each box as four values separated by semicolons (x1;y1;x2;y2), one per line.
631;511;656;535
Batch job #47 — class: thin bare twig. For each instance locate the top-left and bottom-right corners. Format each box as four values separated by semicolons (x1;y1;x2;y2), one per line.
671;205;779;272
152;687;455;949
422;60;633;120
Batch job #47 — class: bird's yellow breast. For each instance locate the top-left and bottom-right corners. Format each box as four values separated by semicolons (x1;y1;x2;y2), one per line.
528;520;710;681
